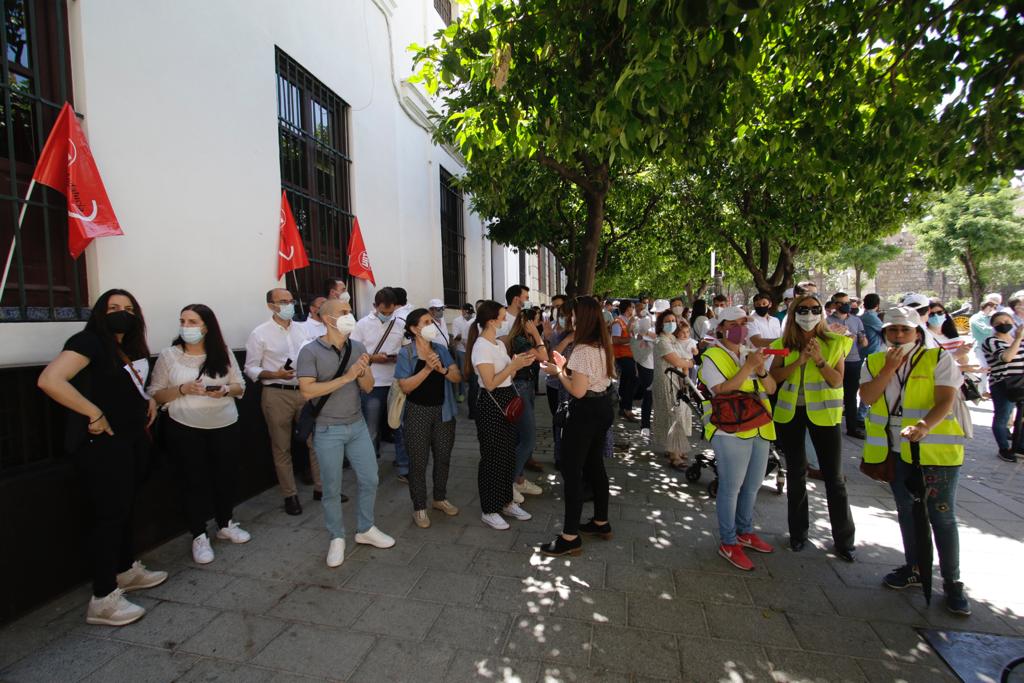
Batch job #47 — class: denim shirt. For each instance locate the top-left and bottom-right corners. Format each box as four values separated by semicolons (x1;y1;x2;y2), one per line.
394;340;458;423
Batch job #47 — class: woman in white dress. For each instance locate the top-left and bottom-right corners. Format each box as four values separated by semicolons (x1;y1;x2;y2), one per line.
653;311;696;469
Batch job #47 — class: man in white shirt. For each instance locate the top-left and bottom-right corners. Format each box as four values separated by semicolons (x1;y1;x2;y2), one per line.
299;297;327;340
244;288;322;515
497;284;530;338
451;303;475;403
351;287;408;479
427;298;451;346
326;278;349;303
747;293;782;348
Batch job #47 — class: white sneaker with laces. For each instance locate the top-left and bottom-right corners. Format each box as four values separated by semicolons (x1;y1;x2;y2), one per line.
481;512;510;530
116;561;168;592
512;486;525;504
502;503;533;521
192;534;214;564
515;479;542;496
326;538;345;568
86;588;145;626
216;521;251;544
355;526;396;549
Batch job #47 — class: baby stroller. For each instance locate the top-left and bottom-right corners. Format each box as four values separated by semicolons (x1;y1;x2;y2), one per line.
666;368;785;498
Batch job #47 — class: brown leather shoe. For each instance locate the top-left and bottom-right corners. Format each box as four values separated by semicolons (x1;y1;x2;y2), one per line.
431;500;460;516
413;510;431;528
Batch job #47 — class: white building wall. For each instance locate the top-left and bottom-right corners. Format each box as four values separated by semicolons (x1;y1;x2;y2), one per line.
0;0;491;366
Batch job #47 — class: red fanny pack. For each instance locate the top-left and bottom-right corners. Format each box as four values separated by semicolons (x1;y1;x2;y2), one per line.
710;392;771;433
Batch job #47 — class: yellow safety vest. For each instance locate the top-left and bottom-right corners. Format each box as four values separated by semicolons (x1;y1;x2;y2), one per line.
770;333;851;426
862;348;965;466
698;346;776;441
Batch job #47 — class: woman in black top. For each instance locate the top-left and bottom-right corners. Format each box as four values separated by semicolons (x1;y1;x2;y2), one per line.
37;289;165;627
983;311;1024;462
395;309;463;528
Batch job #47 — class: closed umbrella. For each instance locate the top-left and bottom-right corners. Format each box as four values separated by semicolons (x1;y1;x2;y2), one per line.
905;441;933;605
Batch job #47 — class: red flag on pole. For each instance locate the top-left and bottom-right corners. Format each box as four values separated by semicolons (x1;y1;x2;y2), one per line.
277;191;310;279
32;103;123;258
348;217;375;286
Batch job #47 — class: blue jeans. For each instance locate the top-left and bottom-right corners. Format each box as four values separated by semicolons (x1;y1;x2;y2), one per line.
361;385;409;475
513;379;536;477
454;350;467;399
313;421;378;539
990;380;1015;451
890;457;961;583
712;434;770;545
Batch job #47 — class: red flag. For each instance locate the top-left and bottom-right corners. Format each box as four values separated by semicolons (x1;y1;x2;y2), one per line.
277;191;309;279
32;103;123;258
348;217;375;286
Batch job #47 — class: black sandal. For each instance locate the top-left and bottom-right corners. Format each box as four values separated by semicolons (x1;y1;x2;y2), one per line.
540;535;583;556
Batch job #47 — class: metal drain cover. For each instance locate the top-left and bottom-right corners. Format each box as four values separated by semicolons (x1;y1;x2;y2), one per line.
920;629;1024;682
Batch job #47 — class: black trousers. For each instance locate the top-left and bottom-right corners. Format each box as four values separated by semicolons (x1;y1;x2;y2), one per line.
467;373;479;420
776;407;856;551
616;357;637;412
166;418;240;539
75;429;149;597
843;359;863;432
635;366;653;429
560;393;614;535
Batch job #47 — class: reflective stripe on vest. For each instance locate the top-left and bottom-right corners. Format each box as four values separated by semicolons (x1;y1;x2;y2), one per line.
862;348;965;466
769;334;849;427
698;346;776;441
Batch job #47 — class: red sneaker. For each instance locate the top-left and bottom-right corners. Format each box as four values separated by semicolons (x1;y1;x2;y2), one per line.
718;543;754;571
737;533;775;554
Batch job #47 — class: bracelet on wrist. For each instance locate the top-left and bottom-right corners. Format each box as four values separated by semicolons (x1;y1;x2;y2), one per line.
178;384;185;395
89;413;105;424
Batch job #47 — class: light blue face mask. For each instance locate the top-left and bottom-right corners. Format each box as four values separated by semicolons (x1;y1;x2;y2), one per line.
557;316;567;328
180;326;204;344
276;303;295;321
663;322;678;334
928;314;943;327
376;311;393;323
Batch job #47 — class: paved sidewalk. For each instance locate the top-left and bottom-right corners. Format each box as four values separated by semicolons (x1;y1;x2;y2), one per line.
2;399;1023;682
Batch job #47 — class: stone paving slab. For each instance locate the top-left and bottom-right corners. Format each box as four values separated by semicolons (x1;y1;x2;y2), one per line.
1;401;1022;681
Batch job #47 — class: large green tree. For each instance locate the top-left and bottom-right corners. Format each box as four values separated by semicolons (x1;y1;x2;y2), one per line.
910;181;1024;308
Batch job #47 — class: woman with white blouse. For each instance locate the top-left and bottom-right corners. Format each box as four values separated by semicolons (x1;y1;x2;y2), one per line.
150;304;250;564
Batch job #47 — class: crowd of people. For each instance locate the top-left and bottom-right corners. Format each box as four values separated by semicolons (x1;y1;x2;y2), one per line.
36;277;1023;626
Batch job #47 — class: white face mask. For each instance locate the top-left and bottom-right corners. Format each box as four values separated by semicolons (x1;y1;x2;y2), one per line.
338;291;351;304
888;339;918;357
795;313;820;331
420;324;439;341
276;303;295;321
334;314;356;335
671;306;684;317
180;326;204;344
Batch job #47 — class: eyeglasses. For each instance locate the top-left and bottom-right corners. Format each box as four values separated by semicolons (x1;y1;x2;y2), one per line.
795;306;822;315
274;299;295;305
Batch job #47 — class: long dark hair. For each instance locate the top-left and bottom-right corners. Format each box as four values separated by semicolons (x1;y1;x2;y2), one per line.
174;304;230;378
85;288;149;361
505;307;540;353
403;307;431;340
690;299;708;327
928;302;960;340
571;297;615;377
464;300;504;376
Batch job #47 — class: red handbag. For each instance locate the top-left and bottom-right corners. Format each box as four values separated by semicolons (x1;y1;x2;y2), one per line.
487;386;524;424
710;390;771;433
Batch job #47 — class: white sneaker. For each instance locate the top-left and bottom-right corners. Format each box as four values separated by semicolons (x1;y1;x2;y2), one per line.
515;479;543;496
355;526;396;549
216;521;251;544
512;486;525;504
191;534;214;565
502;503;533;521
326;538;345;568
116;561;168;592
86;588;145;626
481;512;510;530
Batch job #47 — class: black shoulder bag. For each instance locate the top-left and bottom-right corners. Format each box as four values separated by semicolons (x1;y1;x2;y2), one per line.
295;341;352;442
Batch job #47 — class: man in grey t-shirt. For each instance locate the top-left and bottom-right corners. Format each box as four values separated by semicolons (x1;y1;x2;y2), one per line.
826;291;868;438
296;298;395;569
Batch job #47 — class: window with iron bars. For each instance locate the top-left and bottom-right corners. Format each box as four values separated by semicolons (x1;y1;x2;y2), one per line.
276;48;353;310
433;0;452;25
440;167;465;307
0;0;87;322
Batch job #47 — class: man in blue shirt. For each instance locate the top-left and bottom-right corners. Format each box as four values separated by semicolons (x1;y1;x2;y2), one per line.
827;291;868;438
860;293;884;355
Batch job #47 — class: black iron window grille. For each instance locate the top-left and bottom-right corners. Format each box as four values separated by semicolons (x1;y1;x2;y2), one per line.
440;167;465;307
434;0;452;25
276;48;353;307
0;0;87;322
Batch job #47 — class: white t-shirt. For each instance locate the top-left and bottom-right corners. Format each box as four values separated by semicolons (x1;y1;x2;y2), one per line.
472;337;513;388
748;314;782;344
631;317;656;369
150;346;244;429
859;348;961;446
451;315;474;352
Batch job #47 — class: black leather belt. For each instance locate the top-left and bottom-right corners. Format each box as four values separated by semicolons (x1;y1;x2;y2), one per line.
265;383;299;391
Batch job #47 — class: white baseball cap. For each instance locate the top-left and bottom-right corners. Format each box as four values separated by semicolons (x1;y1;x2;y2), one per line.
783;288;794;300
882;306;923;329
652;299;671;313
428;298;444;309
901;292;930;310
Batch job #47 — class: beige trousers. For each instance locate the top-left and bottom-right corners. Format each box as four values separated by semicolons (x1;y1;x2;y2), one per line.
261;387;321;497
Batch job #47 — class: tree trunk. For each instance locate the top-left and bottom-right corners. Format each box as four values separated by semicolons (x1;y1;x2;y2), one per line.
959;251;984;310
854;267;863;299
724;237;796;303
577;187;607;296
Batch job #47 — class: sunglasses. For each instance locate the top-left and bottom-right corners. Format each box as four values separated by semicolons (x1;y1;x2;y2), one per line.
795;306;822;315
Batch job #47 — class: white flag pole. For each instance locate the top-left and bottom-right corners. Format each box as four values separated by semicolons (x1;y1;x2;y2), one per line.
0;178;38;301
289;268;305;318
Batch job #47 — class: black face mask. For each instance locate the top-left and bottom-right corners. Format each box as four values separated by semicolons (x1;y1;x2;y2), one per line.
838;303;852;314
995;323;1014;334
850;307;860;315
754;306;771;317
106;310;137;334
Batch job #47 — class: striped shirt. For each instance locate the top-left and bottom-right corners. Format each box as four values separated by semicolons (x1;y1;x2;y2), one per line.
982;336;1024;385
